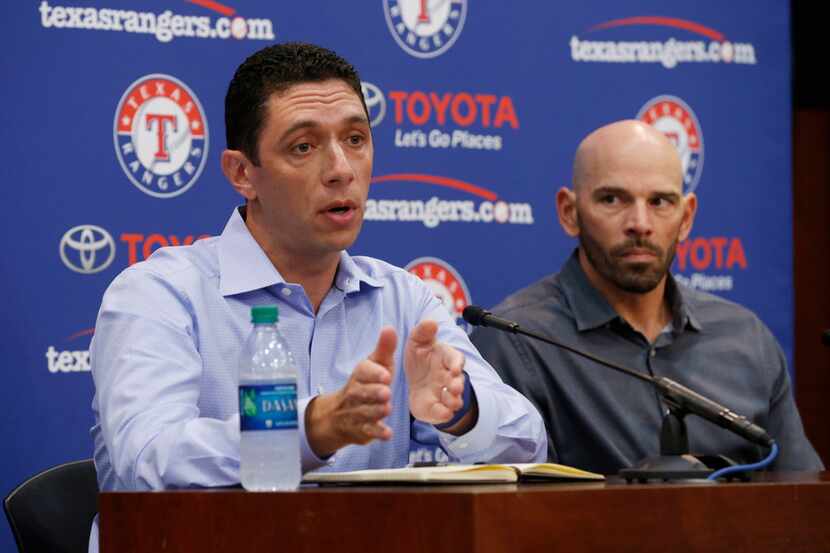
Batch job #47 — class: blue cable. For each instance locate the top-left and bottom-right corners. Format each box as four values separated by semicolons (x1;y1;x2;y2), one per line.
707;442;779;481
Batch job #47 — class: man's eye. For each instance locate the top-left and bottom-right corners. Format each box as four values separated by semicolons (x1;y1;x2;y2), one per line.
600;195;617;204
348;134;364;146
293;143;311;154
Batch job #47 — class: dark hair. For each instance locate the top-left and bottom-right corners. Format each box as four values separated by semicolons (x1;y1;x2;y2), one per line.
224;42;368;165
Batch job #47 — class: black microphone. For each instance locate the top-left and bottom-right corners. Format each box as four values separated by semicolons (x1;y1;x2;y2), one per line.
822;329;830;347
652;377;773;447
463;305;774;448
462;305;519;333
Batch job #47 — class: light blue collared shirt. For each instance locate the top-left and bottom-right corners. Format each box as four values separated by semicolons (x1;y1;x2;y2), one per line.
88;207;546;550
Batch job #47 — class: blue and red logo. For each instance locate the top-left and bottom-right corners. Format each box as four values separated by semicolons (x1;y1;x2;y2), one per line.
384;0;467;59
637;95;704;194
114;74;208;198
406;257;472;333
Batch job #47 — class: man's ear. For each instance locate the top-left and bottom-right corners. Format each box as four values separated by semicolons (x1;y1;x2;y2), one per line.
221;149;257;200
556;186;579;237
678;192;698;242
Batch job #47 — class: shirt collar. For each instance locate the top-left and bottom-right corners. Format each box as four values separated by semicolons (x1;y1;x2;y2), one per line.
559;249;701;333
559;250;618;331
332;249;384;293
217;207;383;296
665;271;702;332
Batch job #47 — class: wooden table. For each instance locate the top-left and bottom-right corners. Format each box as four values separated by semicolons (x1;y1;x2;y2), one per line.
100;472;830;553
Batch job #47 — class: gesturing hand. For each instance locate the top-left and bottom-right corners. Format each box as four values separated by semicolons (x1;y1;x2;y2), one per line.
404;320;468;427
305;327;397;457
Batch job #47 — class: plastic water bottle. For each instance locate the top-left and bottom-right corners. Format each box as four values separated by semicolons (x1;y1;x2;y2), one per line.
238;305;301;491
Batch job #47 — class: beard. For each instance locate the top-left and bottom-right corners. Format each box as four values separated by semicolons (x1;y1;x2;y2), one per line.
579;226;678;294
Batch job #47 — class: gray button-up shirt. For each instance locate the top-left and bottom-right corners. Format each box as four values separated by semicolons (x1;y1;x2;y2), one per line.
471;251;824;474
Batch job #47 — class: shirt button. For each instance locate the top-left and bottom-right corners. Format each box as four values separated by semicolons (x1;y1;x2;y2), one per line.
650;349;657;357
281;288;292;297
458;442;468;449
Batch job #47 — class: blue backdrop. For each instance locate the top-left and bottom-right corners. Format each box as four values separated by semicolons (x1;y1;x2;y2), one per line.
1;1;790;549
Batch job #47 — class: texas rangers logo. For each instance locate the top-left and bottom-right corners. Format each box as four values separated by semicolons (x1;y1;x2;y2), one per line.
114;74;208;198
405;257;473;333
383;0;467;59
636;95;704;194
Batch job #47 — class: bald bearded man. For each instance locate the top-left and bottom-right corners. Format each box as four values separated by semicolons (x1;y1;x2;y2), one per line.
471;120;823;474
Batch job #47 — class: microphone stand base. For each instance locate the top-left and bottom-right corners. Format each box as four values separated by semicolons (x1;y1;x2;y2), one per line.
619;454;743;483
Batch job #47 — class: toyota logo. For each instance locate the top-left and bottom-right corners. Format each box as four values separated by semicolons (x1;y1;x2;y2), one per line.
361;81;386;127
60;224;116;274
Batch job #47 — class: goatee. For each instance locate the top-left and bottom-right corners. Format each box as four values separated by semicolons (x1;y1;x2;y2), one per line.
579;231;676;294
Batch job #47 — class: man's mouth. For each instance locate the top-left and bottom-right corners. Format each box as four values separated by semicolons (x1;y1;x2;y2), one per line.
321;201;359;224
612;240;663;260
620;248;657;257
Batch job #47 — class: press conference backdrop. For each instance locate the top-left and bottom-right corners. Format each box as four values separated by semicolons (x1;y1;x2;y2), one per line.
1;1;790;549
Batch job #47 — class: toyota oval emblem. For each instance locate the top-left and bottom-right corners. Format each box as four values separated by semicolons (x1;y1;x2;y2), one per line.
60;224;116;274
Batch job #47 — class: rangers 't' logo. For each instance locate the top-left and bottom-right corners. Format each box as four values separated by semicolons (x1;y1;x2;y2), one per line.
114;74;208;199
636;95;704;194
406;257;473;333
384;0;467;59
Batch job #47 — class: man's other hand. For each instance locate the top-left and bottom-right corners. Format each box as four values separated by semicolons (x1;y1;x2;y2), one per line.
405;320;473;434
306;327;396;457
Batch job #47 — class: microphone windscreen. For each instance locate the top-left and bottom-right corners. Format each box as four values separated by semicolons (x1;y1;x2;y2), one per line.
462;305;487;326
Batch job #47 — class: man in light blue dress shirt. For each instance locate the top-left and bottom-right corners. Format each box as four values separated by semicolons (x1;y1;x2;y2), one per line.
88;42;546;550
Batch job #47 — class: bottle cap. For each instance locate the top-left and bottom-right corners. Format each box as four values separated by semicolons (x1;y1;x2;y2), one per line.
250;305;278;324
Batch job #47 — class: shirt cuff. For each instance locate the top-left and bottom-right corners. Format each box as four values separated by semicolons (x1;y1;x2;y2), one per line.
436;376;498;461
434;371;474;431
298;396;335;473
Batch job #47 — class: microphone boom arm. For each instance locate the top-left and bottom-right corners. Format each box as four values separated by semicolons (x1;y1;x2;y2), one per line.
464;306;774;449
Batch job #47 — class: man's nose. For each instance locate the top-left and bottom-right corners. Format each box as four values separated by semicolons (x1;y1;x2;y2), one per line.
323;142;356;187
624;201;653;236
